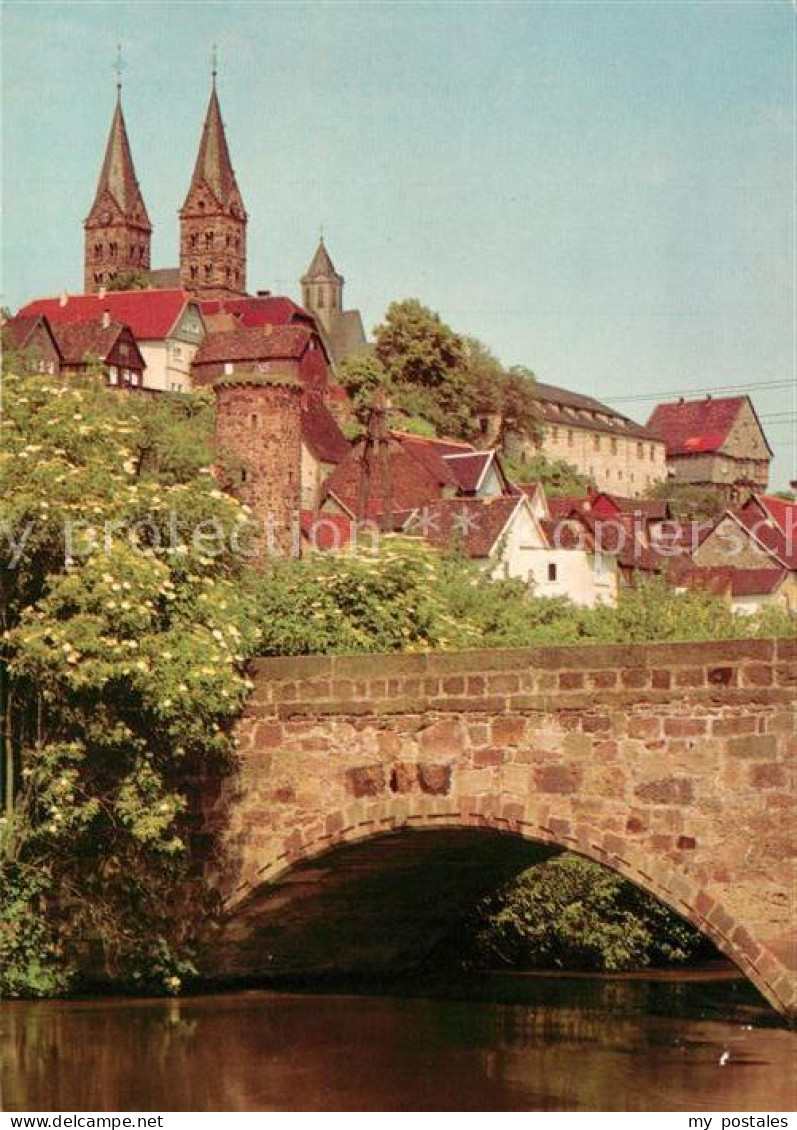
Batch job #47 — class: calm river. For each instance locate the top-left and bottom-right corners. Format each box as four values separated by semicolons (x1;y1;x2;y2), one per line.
2;974;795;1112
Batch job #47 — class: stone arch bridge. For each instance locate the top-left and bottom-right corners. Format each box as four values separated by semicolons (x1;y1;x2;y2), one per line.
202;637;795;1017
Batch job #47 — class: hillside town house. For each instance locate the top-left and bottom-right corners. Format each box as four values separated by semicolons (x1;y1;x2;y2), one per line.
507;381;668;498
2;314;62;375
52;317;146;388
19;290;206;393
646;395;771;501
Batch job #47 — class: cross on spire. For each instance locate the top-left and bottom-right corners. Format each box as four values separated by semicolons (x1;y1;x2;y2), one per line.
211;43;218;87
113;43;125;99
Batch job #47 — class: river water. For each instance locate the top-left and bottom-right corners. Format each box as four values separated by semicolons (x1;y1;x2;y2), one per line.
2;973;795;1112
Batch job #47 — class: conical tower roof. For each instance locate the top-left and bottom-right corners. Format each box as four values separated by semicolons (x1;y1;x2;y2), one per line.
184;83;242;209
302;238;343;283
87;95;151;227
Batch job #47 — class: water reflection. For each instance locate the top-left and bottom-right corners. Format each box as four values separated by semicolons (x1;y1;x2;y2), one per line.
2;978;795;1112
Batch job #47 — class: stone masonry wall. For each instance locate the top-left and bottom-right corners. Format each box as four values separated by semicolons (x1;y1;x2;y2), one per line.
209;637;796;1015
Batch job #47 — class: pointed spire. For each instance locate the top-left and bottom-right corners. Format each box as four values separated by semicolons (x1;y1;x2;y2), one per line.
88;91;151;228
184;74;241;208
302;237;343;283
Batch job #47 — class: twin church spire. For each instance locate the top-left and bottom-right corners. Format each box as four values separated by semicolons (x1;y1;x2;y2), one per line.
84;59;247;297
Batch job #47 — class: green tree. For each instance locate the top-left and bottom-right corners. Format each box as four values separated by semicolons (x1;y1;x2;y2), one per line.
106;271;151;292
503;452;589;497
1;368;260;996
336;353;390;428
467;854;706;971
374;299;473;437
645;479;727;521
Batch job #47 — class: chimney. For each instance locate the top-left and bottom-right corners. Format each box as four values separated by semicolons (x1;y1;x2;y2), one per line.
59;291;69;307
102;309;111;330
256;289;271;298
678;397;685;404
98;286;107;300
705;394;712;401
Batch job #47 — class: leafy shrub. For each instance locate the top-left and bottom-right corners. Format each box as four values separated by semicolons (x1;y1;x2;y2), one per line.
467;854;706;971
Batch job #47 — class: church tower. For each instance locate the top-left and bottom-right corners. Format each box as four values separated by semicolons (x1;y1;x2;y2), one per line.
84;78;152;293
301;238;344;332
180;68;247;297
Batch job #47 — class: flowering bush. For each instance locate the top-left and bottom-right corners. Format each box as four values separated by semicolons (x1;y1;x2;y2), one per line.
1;371;259;995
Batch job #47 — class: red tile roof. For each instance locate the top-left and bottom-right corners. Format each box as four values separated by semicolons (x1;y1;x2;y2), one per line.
300;510;356;551
405;496;525;558
589;492;671;521
730;567;787;597
323;436;449;519
2;314;64;363
742;495;797;538
443;451;495;493
3;314;44;350
51;319;139;367
728;507;797;571
19;290;194;341
301;397;350;465
199;295;315;329
666;561;734;597
646;396;748;455
533;380;661;441
547;496;587;519
193;324;313;366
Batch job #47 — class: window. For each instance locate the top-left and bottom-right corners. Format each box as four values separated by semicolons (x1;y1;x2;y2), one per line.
108;366;118;385
205;263;212;279
317;287;324;308
551;427;559;441
190;233;198;248
240;468;248;484
95;243;102;258
224;362;234;375
593;435;600;451
190;265;198;281
649;445;655;461
567;429;574;446
172;345;182;359
206;231;214;247
637;442;643;458
120;342;129;358
547;563;557;582
250;413;259;429
610;437;617;454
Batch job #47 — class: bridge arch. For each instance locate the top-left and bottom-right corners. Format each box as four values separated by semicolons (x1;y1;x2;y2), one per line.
213;797;790;1018
206;638;796;1018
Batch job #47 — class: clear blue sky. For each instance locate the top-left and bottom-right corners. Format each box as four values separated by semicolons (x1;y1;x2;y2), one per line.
2;1;794;486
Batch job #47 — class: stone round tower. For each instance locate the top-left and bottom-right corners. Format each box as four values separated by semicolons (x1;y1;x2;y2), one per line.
213;373;303;559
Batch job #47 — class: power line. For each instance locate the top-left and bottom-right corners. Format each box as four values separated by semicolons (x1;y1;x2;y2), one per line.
606;380;794;404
